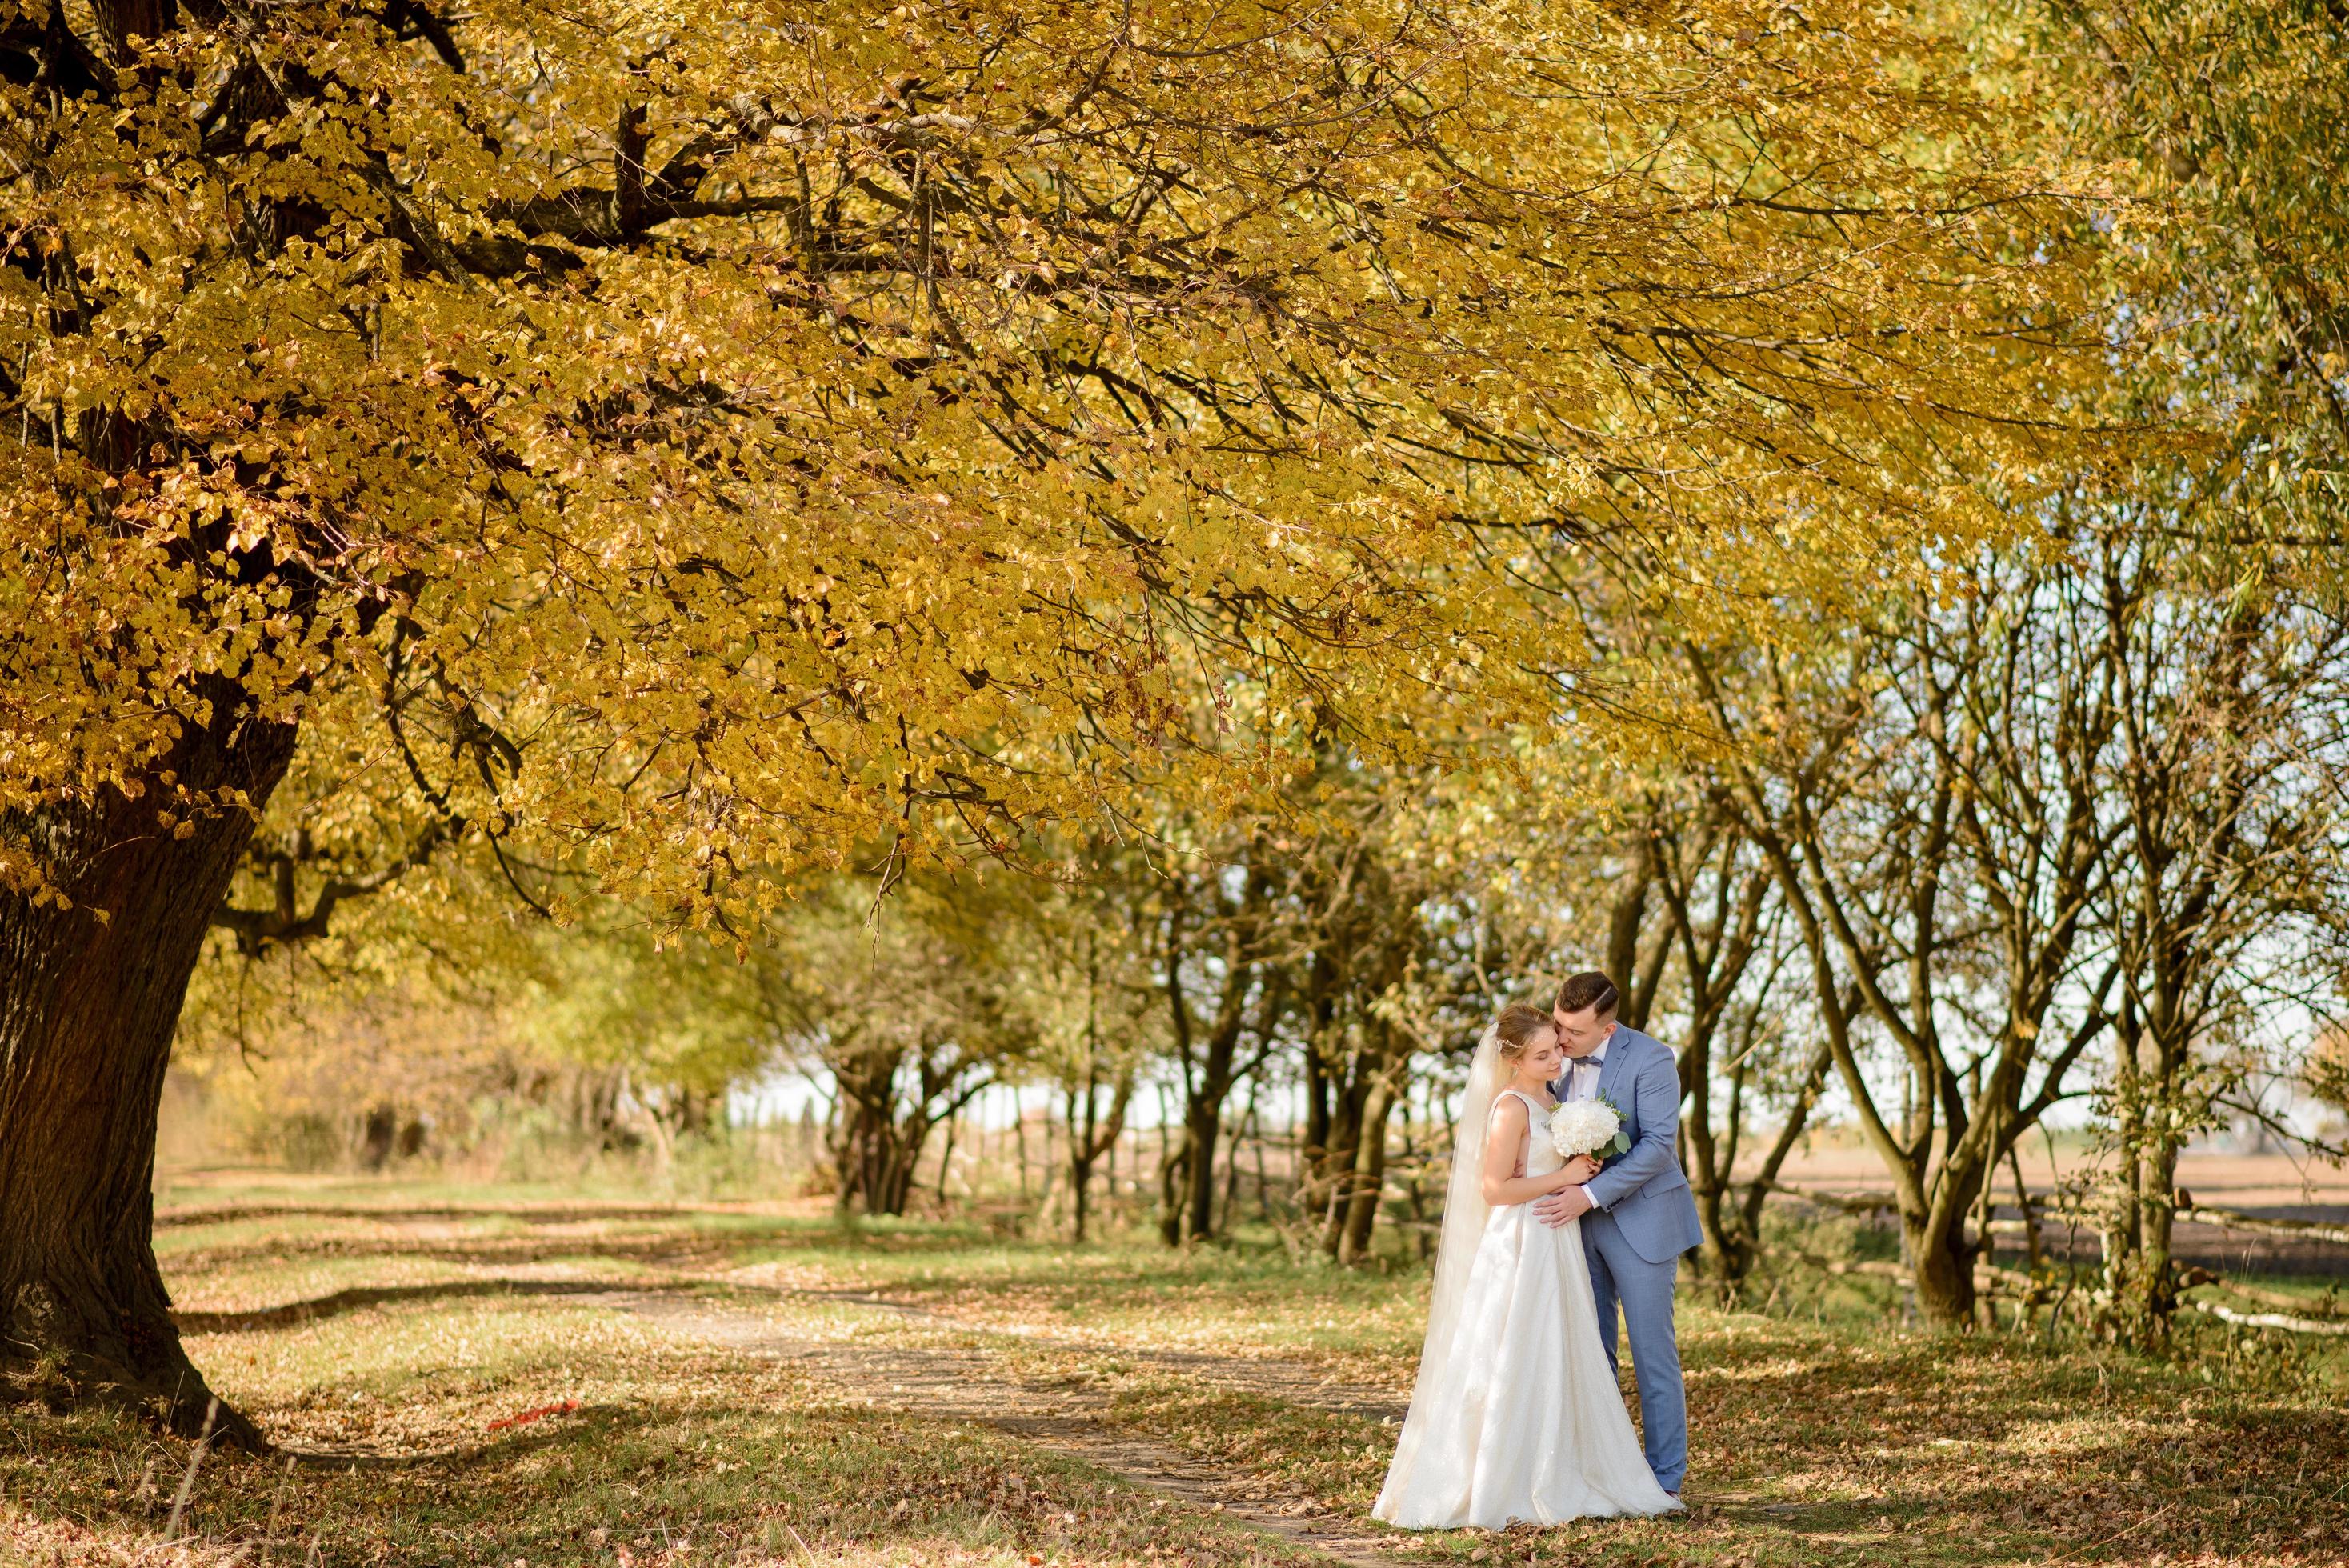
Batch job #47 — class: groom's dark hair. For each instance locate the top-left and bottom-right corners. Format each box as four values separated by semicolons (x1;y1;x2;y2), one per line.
1554;970;1620;1018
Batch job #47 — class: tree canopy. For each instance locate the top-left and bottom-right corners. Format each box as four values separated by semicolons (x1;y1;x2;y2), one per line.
3;0;2093;922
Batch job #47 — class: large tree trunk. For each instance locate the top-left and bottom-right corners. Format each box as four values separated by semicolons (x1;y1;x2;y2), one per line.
1064;1074;1130;1244
1334;1071;1397;1267
1157;1136;1188;1246
1906;1215;1977;1328
1317;1052;1367;1256
1716;1043;1833;1290
2116;1028;2187;1347
2104;1009;2147;1310
826;1046;936;1218
1;706;296;1447
878;1133;922;1216
831;1094;929;1218
1069;1146;1094;1242
1906;1155;1988;1329
1181;1099;1223;1242
831;1087;882;1213
1297;961;1339;1229
1155;864;1268;1246
2135;1127;2182;1340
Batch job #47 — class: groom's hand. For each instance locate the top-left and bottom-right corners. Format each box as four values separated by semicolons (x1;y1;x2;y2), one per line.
1533;1186;1595;1227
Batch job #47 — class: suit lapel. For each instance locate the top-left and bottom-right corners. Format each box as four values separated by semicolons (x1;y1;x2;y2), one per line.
1594;1026;1635;1123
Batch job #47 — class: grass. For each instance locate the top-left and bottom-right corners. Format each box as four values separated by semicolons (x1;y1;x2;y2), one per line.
6;1314;1291;1568
4;1174;2344;1567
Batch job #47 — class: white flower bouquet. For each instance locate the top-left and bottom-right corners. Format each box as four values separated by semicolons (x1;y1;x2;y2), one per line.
1549;1095;1632;1161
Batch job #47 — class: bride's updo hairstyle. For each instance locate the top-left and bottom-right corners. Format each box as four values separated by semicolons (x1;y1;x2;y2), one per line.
1492;1002;1553;1061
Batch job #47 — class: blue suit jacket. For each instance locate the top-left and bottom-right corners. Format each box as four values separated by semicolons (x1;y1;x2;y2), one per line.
1551;1024;1704;1264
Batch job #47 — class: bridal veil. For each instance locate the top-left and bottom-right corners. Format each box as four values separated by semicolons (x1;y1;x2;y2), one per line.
1379;1022;1501;1490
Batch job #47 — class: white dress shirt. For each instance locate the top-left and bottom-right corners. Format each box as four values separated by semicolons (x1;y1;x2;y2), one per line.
1562;1031;1610;1102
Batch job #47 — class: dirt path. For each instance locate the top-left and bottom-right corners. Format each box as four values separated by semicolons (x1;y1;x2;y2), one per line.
604;1290;1415;1568
773;1286;1411;1422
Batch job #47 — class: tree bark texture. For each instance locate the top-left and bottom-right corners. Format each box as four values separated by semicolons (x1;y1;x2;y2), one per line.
1156;1137;1188;1246
831;1093;925;1216
1158;866;1267;1246
1180;1096;1227;1243
1063;1072;1129;1244
1334;1070;1397;1267
0;701;296;1445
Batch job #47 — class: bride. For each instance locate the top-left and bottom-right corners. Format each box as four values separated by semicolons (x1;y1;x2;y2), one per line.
1374;1002;1682;1529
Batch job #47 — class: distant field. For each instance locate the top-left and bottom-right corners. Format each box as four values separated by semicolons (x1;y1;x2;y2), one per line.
1751;1144;2349;1277
1756;1144;2349;1208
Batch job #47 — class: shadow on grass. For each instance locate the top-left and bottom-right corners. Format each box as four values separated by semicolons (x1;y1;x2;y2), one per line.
162;1209;1020;1279
175;1275;949;1340
174;1278;638;1334
165;1230;754;1274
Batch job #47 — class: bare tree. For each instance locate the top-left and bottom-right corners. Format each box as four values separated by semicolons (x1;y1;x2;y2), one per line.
1631;786;1832;1286
1155;843;1283;1246
2082;526;2349;1340
1026;861;1156;1242
1684;550;2129;1327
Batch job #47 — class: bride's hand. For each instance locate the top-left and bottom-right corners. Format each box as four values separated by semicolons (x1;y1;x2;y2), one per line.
1557;1154;1602;1186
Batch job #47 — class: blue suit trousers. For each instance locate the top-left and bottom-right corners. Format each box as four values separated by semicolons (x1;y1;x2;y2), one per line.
1580;1206;1687;1493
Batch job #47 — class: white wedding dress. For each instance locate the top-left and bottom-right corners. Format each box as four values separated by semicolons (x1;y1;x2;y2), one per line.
1375;1069;1680;1529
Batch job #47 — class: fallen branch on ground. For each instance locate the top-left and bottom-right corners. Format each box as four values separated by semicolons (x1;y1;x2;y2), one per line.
1784;1250;2049;1302
2176;1202;2349;1247
1761;1182;1900;1215
2181;1298;2349;1337
1788;1249;1910;1282
1976;1260;2041;1296
2179;1270;2349;1318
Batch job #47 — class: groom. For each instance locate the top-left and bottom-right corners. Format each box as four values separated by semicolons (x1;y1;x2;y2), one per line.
1534;970;1704;1498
